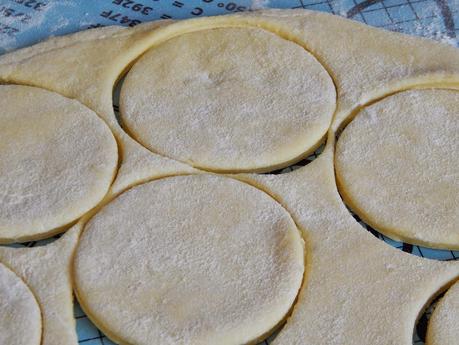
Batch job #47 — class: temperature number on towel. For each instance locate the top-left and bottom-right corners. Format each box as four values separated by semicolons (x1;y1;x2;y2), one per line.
100;10;142;26
0;6;32;23
201;0;247;12
0;22;18;35
112;0;153;15
9;0;46;12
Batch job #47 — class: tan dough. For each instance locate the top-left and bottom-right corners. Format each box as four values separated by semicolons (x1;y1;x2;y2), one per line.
120;27;335;172
0;9;459;345
0;224;82;345
0;262;41;345
238;140;459;345
0;21;198;196
1;9;459;187
426;279;459;345
0;85;117;243
74;174;304;345
240;10;459;128
335;89;459;249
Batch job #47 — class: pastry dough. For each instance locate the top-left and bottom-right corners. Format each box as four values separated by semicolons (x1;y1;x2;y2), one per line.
1;10;459;188
0;21;198;196
0;8;458;345
241;10;459;129
238;140;459;345
0;224;82;345
0;263;41;345
335;89;459;249
74;174;304;345
0;85;118;243
426;279;459;345
120;27;335;172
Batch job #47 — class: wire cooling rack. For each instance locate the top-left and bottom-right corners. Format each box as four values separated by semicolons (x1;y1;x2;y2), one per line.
0;1;458;344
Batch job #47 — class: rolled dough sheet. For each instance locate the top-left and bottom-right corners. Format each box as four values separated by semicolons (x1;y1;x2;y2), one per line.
0;20;198;196
74;174;304;345
238;140;459;345
2;9;459;192
0;9;458;345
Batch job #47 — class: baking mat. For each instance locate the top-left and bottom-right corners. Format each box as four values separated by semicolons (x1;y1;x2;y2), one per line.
0;0;458;344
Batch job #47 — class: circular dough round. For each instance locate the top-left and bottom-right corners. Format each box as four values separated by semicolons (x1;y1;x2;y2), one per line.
120;27;336;173
0;85;118;243
74;174;304;345
426;280;459;345
335;89;459;249
0;263;42;345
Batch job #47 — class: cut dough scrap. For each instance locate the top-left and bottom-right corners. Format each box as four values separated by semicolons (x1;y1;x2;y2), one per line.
120;27;335;172
0;85;118;243
237;138;459;345
0;262;41;345
0;224;82;345
335;89;459;249
74;174;304;345
426;279;459;345
108;131;198;196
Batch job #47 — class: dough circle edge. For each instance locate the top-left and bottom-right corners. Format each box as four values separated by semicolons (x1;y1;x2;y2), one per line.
0;84;118;243
335;88;459;249
73;174;305;345
119;26;336;173
0;263;42;345
426;280;459;345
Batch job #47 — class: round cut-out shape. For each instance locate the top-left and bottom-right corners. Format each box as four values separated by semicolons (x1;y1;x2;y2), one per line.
335;89;459;249
0;85;118;243
120;27;336;173
0;263;41;345
426;280;459;345
74;174;304;345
